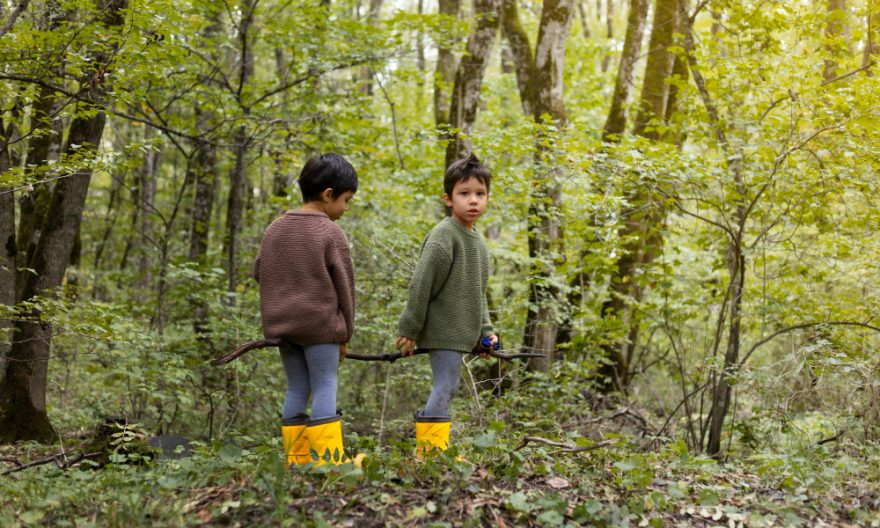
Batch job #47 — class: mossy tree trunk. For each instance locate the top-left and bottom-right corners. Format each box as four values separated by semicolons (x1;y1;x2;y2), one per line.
444;0;501;168
600;0;682;391
0;0;128;444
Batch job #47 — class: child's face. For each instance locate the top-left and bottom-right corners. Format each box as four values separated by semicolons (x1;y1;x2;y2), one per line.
444;177;488;230
325;190;355;221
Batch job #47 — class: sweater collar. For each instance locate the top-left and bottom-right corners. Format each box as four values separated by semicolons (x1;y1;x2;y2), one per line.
286;210;329;218
444;216;478;236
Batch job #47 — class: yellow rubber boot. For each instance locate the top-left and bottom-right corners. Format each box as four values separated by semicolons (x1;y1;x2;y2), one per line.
281;415;310;466
305;414;365;466
415;415;451;456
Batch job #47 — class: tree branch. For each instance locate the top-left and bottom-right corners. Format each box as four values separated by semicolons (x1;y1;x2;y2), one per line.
516;436;621;455
211;338;545;365
739;321;880;367
0;0;30;40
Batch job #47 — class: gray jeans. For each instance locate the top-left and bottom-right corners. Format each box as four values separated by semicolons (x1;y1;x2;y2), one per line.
422;349;463;418
279;343;339;420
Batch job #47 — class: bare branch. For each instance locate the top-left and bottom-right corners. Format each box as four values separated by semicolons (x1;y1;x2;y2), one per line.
211;338;545;365
0;0;30;39
516;436;622;455
739;321;880;367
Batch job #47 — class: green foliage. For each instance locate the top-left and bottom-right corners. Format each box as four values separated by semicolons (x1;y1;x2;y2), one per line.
2;0;880;524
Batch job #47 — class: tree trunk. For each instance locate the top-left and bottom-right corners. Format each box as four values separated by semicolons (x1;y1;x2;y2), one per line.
601;0;614;71
865;0;879;74
632;0;678;139
823;0;849;82
500;0;535;117
0;0;129;444
445;0;501;167
137;128;159;297
434;0;462;128
600;0;681;391
358;0;384;95
602;0;649;140
0;123;14;387
224;0;256;294
522;0;575;371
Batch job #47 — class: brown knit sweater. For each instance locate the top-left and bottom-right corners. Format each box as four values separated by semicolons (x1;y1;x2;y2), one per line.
254;210;355;344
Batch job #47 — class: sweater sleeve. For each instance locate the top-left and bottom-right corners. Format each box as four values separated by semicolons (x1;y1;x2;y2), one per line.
328;230;356;342
397;241;453;339
480;294;493;337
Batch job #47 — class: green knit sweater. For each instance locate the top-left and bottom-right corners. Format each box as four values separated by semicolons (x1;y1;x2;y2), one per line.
397;217;493;352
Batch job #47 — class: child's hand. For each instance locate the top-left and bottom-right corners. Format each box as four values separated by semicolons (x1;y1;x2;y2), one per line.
339;343;346;362
395;336;416;357
480;334;499;359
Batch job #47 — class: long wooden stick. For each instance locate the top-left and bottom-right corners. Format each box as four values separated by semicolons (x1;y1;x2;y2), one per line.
211;338;545;365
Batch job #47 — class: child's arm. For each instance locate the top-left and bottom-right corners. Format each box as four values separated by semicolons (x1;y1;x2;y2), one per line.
328;231;356;342
480;293;493;338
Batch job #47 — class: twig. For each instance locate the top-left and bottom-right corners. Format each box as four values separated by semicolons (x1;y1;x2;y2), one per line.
516;436;622;455
817;427;850;446
211;338;545;365
1;451;103;476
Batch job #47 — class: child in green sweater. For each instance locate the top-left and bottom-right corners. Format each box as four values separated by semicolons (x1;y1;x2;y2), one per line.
395;153;499;454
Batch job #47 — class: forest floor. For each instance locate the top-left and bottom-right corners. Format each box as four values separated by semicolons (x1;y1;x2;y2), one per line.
2;425;880;527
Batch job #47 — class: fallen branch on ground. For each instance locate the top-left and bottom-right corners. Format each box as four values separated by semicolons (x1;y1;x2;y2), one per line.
1;451;103;476
211;338;545;365
516;436;622;455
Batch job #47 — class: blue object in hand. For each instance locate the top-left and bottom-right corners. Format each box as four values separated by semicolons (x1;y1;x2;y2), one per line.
480;337;500;351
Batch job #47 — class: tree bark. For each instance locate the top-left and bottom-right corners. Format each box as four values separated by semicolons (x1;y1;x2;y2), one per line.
632;0;678;139
137;128;159;297
602;0;649;140
0;122;14;387
358;0;384;95
434;0;461;128
522;0;575;371
500;0;535;117
602;0;614;71
823;0;849;82
224;0;256;295
600;0;681;391
0;0;129;444
863;0;878;74
445;0;501;167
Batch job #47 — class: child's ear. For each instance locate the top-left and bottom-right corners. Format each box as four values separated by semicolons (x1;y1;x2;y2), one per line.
321;188;334;202
443;193;452;206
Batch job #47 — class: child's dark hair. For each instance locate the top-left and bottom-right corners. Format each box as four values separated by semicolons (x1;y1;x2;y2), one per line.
298;153;358;202
444;153;491;196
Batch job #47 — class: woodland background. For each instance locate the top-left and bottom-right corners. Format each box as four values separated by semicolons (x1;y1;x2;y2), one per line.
1;0;880;525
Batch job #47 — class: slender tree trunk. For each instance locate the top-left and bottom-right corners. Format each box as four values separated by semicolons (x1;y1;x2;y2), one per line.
632;0;678;139
445;0;501;167
602;0;649;140
0;0;129;444
578;1;590;38
522;0;575;371
16;3;64;301
0;123;14;387
358;0;384;95
417;0;426;71
601;0;614;71
500;0;535;117
865;0;879;74
600;0;680;390
823;0;849;82
137;128;159;298
224;0;256;295
434;0;461;128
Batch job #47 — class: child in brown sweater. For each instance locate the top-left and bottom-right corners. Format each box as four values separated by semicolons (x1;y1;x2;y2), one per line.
254;153;358;466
